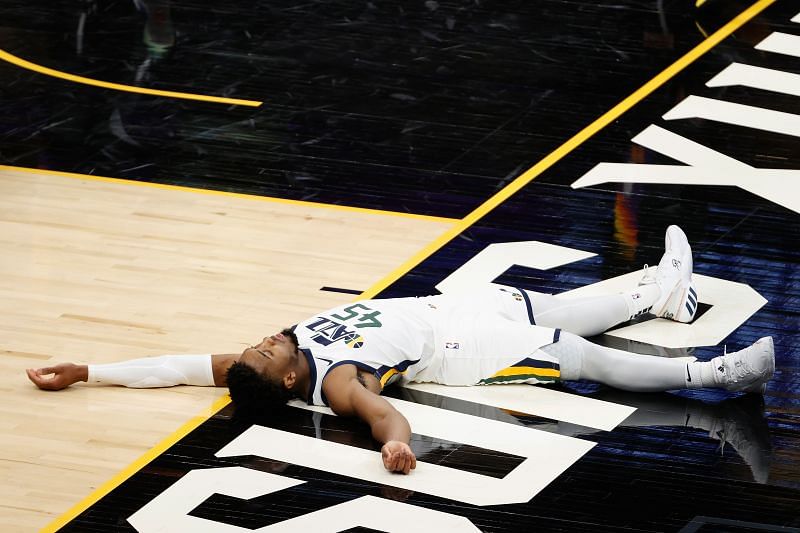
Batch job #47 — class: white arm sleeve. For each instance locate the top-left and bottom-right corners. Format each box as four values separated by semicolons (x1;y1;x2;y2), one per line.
87;354;215;388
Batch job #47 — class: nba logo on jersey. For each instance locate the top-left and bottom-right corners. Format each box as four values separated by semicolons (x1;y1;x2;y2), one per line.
445;342;460;349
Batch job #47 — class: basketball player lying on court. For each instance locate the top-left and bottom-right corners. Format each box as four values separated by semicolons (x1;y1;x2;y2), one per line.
27;226;775;475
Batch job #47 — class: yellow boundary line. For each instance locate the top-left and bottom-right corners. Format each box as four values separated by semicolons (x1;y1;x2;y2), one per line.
40;1;774;530
41;395;232;533
1;165;457;225
0;49;262;107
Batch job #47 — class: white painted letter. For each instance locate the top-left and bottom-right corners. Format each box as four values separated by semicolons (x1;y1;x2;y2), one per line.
571;125;800;214
706;63;800;97
663;95;800;138
128;467;480;532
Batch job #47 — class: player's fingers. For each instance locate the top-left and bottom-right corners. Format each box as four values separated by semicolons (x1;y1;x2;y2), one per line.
391;454;402;472
410;453;417;471
382;450;395;471
404;450;414;474
395;455;407;474
26;369;54;389
394;453;407;473
26;369;46;384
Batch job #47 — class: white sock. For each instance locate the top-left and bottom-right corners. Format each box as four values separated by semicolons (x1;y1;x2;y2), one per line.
685;359;720;389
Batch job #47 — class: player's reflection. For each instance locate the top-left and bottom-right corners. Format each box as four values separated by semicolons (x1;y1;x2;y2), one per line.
133;0;175;57
405;386;771;484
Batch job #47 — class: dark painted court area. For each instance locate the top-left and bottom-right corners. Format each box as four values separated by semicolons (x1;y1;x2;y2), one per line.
3;0;799;531
0;0;767;217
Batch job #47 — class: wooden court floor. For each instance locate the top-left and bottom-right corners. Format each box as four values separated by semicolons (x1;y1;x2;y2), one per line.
0;168;453;531
1;0;799;531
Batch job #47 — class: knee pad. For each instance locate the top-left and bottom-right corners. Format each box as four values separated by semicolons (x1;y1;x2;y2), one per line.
539;331;584;381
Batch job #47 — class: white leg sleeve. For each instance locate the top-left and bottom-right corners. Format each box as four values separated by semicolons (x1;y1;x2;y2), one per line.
87;354;214;388
540;331;691;392
526;285;660;338
528;292;630;337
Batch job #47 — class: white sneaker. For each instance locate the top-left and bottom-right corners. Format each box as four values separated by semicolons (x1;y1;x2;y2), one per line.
710;337;775;394
640;225;698;322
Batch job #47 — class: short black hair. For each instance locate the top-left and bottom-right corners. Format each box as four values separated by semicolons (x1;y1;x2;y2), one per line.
226;361;296;415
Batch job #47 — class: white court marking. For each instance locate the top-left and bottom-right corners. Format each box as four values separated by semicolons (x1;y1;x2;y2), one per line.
663;95;800;138
402;382;634;431
756;31;800;58
707;62;800;97
435;241;595;295
571;123;800;215
222;398;596;506
128;468;480;532
563;272;767;348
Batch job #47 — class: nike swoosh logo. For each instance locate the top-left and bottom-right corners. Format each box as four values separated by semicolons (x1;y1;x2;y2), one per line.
318;357;334;366
686;364;692;382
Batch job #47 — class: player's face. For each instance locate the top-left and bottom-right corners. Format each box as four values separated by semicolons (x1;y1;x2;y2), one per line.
239;331;299;385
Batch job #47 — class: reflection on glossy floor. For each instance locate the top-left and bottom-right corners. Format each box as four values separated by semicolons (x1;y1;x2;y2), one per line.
1;0;799;531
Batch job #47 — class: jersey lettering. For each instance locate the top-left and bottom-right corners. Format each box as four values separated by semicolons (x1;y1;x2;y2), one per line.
331;303;383;328
305;317;358;347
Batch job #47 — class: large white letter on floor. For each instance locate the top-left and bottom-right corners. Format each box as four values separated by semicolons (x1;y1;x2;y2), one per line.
128;467;479;532
217;396;596;507
436;238;766;348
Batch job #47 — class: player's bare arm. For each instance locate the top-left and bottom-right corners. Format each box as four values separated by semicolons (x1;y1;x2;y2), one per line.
323;363;417;474
26;353;240;390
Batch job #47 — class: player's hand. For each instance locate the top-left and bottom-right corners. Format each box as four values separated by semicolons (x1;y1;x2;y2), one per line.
381;441;417;474
26;363;88;391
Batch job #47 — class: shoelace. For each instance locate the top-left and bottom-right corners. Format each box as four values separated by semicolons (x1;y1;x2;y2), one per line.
721;344;757;383
639;264;655;285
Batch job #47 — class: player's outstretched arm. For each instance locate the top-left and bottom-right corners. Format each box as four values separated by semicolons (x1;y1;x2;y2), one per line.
26;353;240;391
324;365;416;475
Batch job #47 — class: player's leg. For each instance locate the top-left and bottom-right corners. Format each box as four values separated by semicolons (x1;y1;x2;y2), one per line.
526;292;644;338
541;330;774;393
526;225;699;336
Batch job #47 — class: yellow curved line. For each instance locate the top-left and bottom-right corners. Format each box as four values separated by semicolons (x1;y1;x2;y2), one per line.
0;49;262;107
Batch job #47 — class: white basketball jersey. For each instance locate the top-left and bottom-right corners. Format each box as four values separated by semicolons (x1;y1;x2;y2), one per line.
295;287;563;406
294;297;440;405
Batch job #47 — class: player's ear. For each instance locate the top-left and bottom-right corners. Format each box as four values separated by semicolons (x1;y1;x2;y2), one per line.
282;371;297;390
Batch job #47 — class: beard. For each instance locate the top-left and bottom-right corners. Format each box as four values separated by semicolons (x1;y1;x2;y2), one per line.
281;327;300;351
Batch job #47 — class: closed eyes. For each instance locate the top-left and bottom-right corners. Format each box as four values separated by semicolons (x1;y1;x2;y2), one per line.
252;346;271;358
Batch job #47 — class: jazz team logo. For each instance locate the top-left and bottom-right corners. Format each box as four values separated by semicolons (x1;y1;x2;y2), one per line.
304;304;383;348
304;317;362;348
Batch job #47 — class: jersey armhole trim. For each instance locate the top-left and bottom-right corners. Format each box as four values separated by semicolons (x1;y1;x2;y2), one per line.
300;348;318;405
